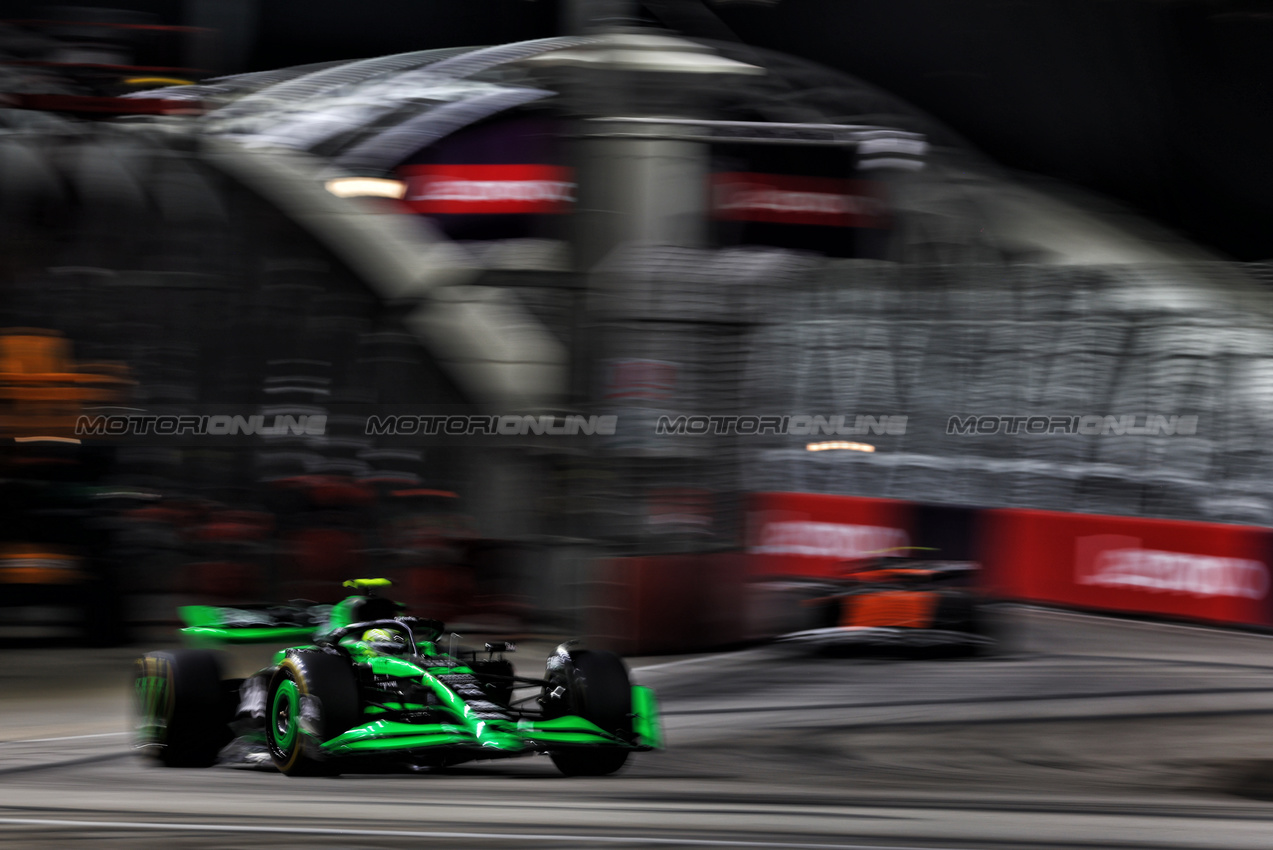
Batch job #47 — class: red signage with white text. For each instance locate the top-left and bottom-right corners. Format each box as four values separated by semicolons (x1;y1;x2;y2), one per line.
400;164;575;215
980;508;1273;627
747;492;915;578
711;173;888;228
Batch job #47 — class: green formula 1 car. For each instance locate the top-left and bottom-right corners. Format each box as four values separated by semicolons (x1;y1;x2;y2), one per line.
134;579;661;776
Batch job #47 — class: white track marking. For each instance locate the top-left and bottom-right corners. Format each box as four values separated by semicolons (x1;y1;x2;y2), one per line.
0;732;129;746
633;648;759;673
0;817;958;849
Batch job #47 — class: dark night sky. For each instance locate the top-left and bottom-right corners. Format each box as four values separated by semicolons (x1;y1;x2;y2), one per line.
10;0;1273;261
716;0;1273;264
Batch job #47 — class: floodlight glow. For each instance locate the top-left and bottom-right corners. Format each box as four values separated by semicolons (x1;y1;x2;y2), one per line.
325;178;407;199
806;441;875;452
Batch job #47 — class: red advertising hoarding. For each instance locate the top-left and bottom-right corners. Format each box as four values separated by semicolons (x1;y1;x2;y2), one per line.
746;491;915;578
711;173;889;228
394;114;572;240
980;508;1273;627
400;164;575;216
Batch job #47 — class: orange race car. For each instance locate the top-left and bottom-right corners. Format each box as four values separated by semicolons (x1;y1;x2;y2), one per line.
776;551;1000;653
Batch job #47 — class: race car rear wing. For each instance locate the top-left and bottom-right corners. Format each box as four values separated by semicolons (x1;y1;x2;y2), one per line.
177;602;330;644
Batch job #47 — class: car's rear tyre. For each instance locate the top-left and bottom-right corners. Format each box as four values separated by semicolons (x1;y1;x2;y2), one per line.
134;650;233;767
266;651;360;776
544;649;632;777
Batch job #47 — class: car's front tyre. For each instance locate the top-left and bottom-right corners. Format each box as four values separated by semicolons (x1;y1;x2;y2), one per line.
544;649;632;777
265;651;360;776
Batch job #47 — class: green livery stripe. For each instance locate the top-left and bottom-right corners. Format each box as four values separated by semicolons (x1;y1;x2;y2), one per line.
321;717;630;753
327;733;481;753
362;703;429;715
323;726;528;754
322;720;473;750
517;715;609;735
367;656;426;677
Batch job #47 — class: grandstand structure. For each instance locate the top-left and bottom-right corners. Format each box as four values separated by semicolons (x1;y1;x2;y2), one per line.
1;30;1269;577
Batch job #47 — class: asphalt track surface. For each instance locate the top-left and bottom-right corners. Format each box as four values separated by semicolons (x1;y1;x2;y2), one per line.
4;608;1273;849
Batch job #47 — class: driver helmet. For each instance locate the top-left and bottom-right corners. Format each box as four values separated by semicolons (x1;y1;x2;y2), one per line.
361;627;406;652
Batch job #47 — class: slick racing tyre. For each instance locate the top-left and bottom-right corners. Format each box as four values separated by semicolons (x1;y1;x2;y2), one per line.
134;650;234;767
545;649;632;777
266;651;360;776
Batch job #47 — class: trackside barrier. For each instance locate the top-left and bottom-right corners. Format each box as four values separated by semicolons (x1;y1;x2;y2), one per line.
592;493;1273;653
746;492;916;578
978;508;1273;629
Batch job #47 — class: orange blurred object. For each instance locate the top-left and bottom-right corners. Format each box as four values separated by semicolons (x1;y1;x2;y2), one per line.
841;591;937;628
0;329;132;439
